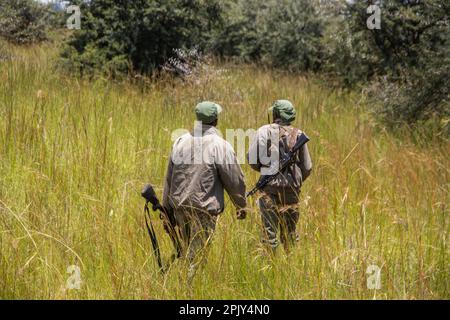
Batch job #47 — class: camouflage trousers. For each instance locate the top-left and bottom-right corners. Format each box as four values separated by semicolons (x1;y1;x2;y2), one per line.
258;193;300;251
174;209;217;274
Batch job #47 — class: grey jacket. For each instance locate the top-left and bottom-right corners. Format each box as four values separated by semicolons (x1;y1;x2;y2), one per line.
163;124;246;214
247;122;312;204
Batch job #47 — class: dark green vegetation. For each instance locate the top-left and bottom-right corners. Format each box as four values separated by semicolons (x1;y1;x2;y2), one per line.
0;0;50;44
342;1;449;135
60;0;224;76
0;0;65;44
1;1;448;133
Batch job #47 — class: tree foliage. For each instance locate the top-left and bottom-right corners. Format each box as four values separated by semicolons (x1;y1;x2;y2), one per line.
61;0;223;76
57;0;449;132
341;0;449;132
212;0;325;71
0;0;51;44
62;0;326;75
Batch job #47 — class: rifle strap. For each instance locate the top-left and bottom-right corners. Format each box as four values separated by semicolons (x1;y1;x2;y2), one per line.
284;128;300;180
144;204;164;272
288;128;300;151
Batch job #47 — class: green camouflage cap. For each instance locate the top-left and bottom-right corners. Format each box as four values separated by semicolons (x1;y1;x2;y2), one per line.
268;100;296;123
195;101;223;123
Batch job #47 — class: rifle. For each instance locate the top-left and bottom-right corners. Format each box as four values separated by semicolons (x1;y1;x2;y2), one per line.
246;132;310;198
141;184;182;272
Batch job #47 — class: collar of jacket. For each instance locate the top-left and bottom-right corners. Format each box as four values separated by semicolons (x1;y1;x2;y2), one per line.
274;119;292;126
193;123;218;136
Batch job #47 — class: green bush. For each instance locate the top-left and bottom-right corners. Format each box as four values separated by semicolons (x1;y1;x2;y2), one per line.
212;0;325;71
210;0;265;61
61;0;223;76
374;53;449;136
328;0;450;133
259;0;324;71
0;0;50;44
62;0;326;76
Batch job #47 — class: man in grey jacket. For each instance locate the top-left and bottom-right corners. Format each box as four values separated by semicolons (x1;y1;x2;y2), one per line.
163;101;247;273
247;100;312;252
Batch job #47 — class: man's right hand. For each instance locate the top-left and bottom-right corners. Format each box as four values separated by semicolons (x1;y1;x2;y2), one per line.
236;208;247;220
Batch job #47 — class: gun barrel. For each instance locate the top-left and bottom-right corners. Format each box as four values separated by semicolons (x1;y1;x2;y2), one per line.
246;188;257;198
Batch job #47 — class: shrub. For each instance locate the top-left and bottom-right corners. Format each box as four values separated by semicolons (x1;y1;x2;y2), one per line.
61;0;224;76
0;0;50;44
212;0;325;72
259;0;325;71
62;0;326;76
329;0;450;132
374;54;449;136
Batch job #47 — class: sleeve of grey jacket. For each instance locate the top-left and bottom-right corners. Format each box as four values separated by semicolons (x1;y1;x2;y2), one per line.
162;155;174;209
299;143;312;181
246;129;262;172
217;145;247;209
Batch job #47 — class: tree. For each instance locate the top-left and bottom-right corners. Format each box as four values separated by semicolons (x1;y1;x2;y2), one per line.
211;0;325;72
259;0;325;71
0;0;51;44
61;0;224;76
335;0;449;133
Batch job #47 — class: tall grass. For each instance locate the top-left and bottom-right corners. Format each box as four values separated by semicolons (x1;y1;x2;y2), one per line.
0;41;448;299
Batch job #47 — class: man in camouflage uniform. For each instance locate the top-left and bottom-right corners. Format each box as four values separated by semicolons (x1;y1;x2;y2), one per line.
163;101;247;274
247;100;312;252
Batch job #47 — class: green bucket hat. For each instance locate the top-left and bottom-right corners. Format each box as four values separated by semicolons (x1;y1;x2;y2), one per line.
195;101;223;124
268;100;296;123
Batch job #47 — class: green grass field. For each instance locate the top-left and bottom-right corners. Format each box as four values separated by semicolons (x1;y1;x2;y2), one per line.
0;40;448;299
